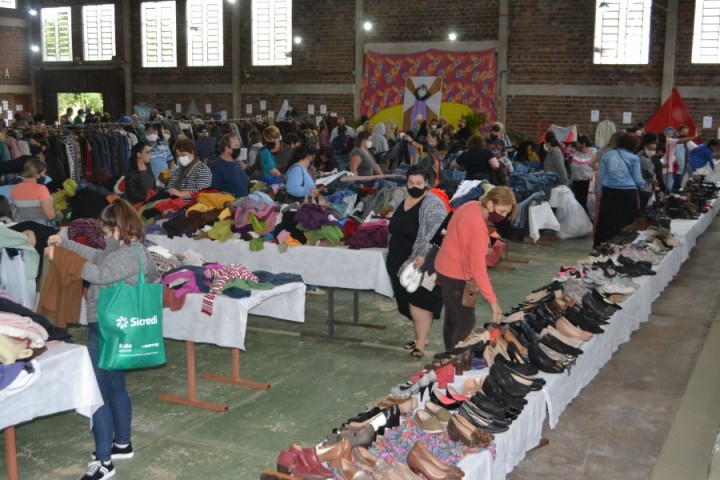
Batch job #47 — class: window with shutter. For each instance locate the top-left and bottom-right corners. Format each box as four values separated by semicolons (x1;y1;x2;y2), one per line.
42;7;73;62
0;0;16;9
252;0;292;66
593;0;652;65
692;0;720;63
83;4;116;62
187;0;223;67
141;1;177;68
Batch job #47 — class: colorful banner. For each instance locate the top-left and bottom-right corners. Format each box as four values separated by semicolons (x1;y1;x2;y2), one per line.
360;48;496;128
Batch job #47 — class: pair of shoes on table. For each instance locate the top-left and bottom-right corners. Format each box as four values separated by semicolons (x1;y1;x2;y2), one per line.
406;442;465;479
276;440;344;479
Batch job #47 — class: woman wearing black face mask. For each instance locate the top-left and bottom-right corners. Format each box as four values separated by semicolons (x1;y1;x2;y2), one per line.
386;165;448;358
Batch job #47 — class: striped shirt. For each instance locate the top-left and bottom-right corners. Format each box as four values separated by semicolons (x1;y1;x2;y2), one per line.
10;181;52;224
166;162;213;201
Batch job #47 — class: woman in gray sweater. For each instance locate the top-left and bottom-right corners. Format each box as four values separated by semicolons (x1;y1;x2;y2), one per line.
386;165;448;358
543;133;569;186
46;199;158;480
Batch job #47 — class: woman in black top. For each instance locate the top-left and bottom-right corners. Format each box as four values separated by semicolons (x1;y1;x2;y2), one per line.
386;165;447;358
124;142;156;204
450;134;500;182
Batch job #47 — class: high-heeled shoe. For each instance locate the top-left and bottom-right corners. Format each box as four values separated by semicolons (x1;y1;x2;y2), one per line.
430;388;461;410
407;443;464;479
503;328;528;357
555;316;593;342
446;386;468;403
527;341;565;374
314;438;351;469
345;411;389;435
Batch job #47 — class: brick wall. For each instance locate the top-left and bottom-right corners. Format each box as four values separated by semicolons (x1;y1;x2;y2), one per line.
363;0;499;42
7;0;720;137
505;95;661;144
0;25;30;85
507;0;666;87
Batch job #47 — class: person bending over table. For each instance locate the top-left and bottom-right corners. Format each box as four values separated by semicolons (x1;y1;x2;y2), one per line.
285;144;323;202
349;131;383;177
165;138;213;203
434;186;517;350
386;165;447;358
593;133;646;246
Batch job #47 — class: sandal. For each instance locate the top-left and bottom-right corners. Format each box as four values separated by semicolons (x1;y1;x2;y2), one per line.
403;340;417;351
410;347;424;359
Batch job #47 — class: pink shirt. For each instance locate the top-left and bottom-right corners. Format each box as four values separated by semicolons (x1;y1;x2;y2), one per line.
434;201;496;304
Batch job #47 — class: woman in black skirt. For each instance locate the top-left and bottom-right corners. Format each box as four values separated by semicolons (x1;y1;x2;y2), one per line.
594;133;647;246
386;165;447;358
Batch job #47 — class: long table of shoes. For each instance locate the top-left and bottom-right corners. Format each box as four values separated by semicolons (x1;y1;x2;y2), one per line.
157;283;306;412
0;342;103;480
146;234;393;337
446;197;720;480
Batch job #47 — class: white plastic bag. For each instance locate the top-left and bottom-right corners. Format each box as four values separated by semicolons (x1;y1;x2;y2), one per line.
551;185;593;239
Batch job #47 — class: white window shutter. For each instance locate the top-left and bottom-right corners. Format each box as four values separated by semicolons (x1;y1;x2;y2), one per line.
83;4;116;62
252;0;292;66
692;0;720;63
141;1;177;68
187;0;224;67
593;0;651;65
42;7;73;62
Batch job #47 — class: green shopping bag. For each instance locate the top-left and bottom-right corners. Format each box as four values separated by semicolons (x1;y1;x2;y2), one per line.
97;248;166;370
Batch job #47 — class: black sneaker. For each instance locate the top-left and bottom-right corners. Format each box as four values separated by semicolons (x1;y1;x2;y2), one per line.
92;443;134;461
80;460;115;480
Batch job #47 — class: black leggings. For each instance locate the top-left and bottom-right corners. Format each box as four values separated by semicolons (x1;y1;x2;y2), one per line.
437;272;477;350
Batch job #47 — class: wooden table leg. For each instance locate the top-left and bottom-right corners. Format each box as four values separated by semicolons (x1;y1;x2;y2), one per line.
157;341;229;412
5;427;19;480
202;348;270;391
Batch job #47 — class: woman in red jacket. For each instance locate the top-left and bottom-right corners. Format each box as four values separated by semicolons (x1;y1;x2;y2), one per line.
434;186;517;350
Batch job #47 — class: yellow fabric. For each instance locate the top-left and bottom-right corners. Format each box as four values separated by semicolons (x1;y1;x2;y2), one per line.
283;237;303;247
186;203;213;215
195;193;235;210
218;207;232;220
62;178;77;197
159;170;172;181
53;191;68;211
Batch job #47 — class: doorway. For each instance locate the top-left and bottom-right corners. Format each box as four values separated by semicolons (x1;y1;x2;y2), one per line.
57;93;104;122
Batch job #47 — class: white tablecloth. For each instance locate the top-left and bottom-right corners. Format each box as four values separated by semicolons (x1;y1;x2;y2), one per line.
0;342;102;430
163;282;306;350
146;235;393;297
449;197;720;478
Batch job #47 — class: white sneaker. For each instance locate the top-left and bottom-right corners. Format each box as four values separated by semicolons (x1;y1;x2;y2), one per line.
405;269;424;293
81;461;116;480
399;263;416;288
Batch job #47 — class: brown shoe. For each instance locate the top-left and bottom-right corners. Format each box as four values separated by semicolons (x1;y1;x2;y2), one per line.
316;437;351;469
447;414;494;448
406;443;464;479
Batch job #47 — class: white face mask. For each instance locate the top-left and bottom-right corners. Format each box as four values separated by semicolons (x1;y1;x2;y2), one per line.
163;132;171;141
366;141;373;149
146;134;158;142
645;149;656;157
177;155;192;167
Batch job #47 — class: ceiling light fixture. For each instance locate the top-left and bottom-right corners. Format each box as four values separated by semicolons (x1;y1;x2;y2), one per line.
28;8;37;16
363;21;373;31
30;45;39;53
448;32;458;41
293;36;302;45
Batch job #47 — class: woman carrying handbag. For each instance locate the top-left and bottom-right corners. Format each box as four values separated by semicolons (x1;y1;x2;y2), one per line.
434;187;517;350
46;199;160;480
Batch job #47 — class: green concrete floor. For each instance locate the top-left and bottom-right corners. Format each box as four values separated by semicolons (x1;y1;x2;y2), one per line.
1;236;596;479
